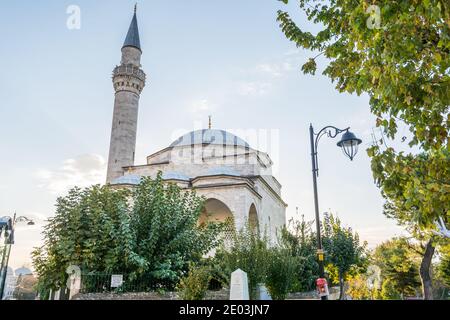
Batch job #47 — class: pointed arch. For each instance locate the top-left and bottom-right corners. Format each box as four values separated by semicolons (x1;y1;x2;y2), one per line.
199;198;234;225
248;203;259;234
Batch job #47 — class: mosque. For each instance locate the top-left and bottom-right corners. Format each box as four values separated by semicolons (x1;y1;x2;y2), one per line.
106;8;287;241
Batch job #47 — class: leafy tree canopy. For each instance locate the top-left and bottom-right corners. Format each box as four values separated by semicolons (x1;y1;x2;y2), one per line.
32;173;222;297
278;217;320;291
277;0;449;151
322;213;368;299
277;0;449;232
372;237;422;296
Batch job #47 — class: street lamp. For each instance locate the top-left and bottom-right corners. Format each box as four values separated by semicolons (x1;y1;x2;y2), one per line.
309;124;362;300
0;213;35;300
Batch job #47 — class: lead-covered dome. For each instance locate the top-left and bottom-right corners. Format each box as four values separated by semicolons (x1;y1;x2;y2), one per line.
110;174;142;185
206;167;241;176
170;129;250;148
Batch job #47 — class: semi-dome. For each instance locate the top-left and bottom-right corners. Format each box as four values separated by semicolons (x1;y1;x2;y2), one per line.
206;167;241;177
162;172;190;181
170;129;250;148
110;174;142;185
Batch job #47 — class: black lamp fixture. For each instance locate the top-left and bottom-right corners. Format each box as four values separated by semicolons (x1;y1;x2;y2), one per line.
337;131;363;161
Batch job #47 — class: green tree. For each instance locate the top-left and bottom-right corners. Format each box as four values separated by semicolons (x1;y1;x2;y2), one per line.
129;174;222;284
372;237;422;298
434;243;450;299
276;0;450;299
177;264;212;300
346;274;371;300
371;150;449;299
214;222;270;300
265;248;299;300
322;213;368;300
277;0;449;151
381;278;402;300
278;217;319;291
32;173;222;298
437;244;450;288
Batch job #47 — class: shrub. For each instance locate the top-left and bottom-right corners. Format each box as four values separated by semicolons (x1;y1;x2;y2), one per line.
265;249;298;300
278;218;319;292
177;265;211;300
381;279;402;300
346;274;371;300
32;173;223;296
215;222;271;299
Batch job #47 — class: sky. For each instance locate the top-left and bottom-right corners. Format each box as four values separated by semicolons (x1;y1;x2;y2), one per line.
0;0;408;270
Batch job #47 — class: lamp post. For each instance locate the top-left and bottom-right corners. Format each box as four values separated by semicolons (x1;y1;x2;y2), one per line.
309;124;362;300
0;213;35;300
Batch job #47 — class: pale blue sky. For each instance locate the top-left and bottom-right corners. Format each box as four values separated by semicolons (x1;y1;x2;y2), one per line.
0;1;407;269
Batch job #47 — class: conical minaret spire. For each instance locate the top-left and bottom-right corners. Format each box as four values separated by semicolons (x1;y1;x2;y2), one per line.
123;4;141;51
106;7;147;183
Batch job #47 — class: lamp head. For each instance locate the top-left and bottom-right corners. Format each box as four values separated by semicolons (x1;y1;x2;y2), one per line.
337;131;362;161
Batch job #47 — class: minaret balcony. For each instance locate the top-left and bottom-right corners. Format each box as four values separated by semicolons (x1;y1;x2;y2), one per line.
112;64;146;94
113;64;146;82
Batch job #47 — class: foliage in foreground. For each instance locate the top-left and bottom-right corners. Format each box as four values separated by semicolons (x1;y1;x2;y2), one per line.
372;237;422;298
265;248;298;300
214;223;271;300
32;173;222;299
177;264;212;300
277;0;449;299
322;213;368;299
278;217;320;292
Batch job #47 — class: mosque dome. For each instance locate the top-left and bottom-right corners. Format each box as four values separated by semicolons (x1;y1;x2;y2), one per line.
110;174;142;185
162;172;190;181
206;167;241;177
170;129;250;148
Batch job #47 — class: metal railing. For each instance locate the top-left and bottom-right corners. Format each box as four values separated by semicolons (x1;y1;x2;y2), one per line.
112;64;146;81
79;272;224;294
80;273;175;294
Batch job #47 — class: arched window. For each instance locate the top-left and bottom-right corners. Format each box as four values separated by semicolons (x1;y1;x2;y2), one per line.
248;203;259;234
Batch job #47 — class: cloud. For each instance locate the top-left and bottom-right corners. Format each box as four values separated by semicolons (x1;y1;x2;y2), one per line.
237;81;272;96
284;49;301;56
35;154;106;195
188;99;216;114
357;225;408;248
255;62;293;77
234;57;296;97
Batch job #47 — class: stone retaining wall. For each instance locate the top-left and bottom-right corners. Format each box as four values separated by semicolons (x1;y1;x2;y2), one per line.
73;289;230;301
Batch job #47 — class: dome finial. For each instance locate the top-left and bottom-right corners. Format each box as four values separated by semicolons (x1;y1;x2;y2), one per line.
208;115;212;129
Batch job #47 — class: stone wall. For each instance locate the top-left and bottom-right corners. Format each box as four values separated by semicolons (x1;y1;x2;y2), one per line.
286;287;340;300
73;289;230;301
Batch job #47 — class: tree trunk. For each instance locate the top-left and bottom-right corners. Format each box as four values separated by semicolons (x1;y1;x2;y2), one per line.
419;239;435;300
339;275;345;300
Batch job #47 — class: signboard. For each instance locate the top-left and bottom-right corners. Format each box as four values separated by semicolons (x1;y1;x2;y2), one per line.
111;274;124;288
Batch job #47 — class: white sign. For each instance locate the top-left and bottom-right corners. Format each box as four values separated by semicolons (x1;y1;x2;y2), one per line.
111;275;124;288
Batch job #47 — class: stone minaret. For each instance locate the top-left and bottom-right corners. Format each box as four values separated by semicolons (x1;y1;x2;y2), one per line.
106;7;146;183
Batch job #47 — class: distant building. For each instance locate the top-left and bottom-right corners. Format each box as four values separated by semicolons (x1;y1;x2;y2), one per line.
3;267;17;300
15;267;32;276
3;267;34;300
